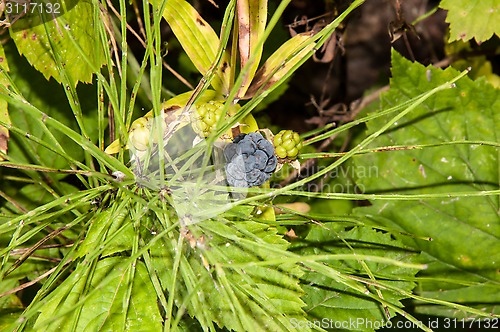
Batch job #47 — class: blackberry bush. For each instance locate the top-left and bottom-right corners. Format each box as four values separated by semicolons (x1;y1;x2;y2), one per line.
224;132;277;187
5;1;478;331
273;130;302;159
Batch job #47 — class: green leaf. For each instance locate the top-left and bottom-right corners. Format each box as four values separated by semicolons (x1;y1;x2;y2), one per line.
292;225;419;330
0;44;9;84
0;43;10;160
0;278;23;329
0;255;62;328
156;0;231;94
151;218;310;331
9;0;103;85
75;208;133;259
415;251;500;318
440;0;500;42
236;0;267;98
34;258;163;331
353;50;500;316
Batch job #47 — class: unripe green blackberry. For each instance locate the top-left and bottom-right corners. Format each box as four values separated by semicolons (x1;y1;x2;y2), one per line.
273;130;302;159
128;117;151;151
191;100;225;137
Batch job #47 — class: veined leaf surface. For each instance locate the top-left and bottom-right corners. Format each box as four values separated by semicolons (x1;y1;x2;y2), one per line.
34;258;162;331
9;0;104;85
353;50;500;317
440;0;500;42
292;226;420;330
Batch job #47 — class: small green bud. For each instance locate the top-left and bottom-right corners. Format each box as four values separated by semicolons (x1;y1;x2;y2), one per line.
129;117;151;151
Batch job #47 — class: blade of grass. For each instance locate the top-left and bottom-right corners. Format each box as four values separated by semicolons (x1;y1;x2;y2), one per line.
155;0;231;93
225;68;471;207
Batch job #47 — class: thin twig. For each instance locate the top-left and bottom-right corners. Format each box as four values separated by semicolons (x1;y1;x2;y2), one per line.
0;162;97;176
5;225;70;277
100;3;122;78
279;85;389;187
9;242;76;256
0;261;72;298
0;190;28;213
131;0;147;39
105;0;194;89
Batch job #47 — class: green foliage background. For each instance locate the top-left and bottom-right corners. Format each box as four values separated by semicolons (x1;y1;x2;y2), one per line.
354;51;500;318
0;0;499;331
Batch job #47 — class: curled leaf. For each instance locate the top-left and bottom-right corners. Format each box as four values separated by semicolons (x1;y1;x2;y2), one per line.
155;0;231;93
237;0;267;98
244;32;316;99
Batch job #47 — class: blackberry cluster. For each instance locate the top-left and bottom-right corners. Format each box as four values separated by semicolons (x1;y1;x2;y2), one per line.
273;130;302;160
190;100;225;137
224;132;278;187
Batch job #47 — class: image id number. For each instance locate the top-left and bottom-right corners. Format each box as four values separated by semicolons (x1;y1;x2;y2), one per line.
443;318;498;329
4;1;61;15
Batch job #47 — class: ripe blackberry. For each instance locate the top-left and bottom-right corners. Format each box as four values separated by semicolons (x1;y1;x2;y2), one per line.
224;132;277;187
273;130;302;159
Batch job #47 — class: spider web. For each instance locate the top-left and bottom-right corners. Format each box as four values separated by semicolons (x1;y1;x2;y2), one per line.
128;111;247;225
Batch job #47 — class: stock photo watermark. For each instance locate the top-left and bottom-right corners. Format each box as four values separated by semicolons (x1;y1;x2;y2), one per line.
290;317;499;330
275;164;379;194
1;0;75;29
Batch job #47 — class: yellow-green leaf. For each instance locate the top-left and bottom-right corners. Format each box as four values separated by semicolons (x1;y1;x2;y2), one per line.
155;0;231;94
105;90;219;154
34;258;162;331
441;0;500;42
239;113;259;134
143;89;219;120
245;32;316;98
236;0;267;98
0;43;10;160
0;44;9;83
